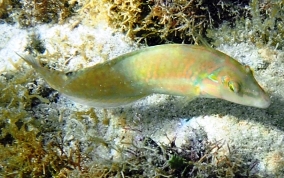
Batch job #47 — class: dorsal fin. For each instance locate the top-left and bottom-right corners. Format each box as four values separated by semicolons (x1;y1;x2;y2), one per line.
195;34;212;49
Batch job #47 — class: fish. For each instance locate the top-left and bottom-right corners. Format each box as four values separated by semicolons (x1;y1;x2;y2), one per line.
18;44;271;108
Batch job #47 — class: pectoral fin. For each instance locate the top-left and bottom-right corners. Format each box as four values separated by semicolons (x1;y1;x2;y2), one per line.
174;95;197;108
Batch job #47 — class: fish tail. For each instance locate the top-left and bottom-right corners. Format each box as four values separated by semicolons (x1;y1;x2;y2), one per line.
17;53;67;90
16;53;43;69
17;53;53;78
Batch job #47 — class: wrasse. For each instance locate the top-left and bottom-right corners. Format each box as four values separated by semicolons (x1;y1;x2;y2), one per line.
19;44;270;108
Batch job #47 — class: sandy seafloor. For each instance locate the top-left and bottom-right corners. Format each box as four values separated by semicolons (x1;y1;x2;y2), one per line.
1;12;284;177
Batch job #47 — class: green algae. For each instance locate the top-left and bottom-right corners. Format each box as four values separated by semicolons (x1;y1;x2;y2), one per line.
0;0;79;26
83;0;249;45
0;67;80;177
207;0;284;49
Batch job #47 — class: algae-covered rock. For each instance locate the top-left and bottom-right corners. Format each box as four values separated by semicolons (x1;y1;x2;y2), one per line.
0;0;79;26
207;0;284;49
84;0;249;45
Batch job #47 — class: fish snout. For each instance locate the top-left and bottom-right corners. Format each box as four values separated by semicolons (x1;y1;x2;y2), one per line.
257;92;271;108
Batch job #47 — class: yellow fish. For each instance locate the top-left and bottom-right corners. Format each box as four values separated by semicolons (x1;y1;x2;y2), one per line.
19;44;270;108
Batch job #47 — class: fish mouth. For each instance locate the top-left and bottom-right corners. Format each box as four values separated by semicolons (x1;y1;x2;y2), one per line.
238;93;271;109
221;92;271;109
254;94;271;108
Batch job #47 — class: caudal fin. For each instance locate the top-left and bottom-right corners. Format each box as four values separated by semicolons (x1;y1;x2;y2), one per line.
16;53;67;91
16;53;42;69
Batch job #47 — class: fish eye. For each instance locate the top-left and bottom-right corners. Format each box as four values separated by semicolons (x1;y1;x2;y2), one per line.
228;81;240;93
